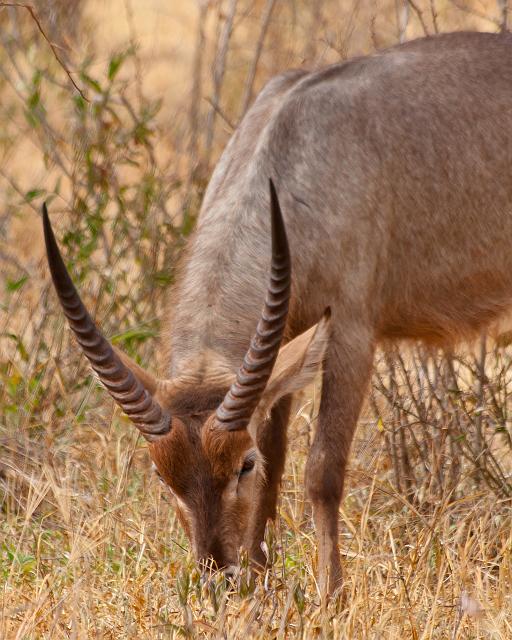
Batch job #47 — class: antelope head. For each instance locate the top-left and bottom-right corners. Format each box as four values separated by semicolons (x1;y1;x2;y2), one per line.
43;180;330;572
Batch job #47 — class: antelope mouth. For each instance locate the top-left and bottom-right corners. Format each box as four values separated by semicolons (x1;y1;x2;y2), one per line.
223;564;239;579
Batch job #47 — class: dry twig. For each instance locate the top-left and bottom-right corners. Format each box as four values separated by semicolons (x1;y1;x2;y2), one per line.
205;0;238;168
239;0;277;119
406;0;430;36
0;2;88;101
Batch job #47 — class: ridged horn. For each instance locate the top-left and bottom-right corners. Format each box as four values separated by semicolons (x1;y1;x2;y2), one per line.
42;204;170;441
216;179;291;430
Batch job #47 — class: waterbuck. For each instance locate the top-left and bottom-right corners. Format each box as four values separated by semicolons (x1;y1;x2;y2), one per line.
43;30;512;596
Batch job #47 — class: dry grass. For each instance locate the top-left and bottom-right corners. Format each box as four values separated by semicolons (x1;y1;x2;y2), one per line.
2;1;512;638
2;399;512;638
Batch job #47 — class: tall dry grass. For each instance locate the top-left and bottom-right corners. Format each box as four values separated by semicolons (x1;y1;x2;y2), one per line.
1;1;512;637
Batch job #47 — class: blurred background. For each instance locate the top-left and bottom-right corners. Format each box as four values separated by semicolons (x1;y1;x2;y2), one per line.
1;1;512;637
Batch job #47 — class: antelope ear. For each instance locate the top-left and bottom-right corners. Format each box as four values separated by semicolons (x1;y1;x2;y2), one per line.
112;345;159;395
259;309;331;411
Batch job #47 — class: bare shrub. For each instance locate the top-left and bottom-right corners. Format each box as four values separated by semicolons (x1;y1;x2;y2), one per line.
371;341;512;505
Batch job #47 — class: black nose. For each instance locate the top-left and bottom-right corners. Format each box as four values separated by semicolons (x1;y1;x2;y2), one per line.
196;536;230;572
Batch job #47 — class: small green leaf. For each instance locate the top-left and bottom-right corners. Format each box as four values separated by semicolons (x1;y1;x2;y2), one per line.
6;276;28;292
293;582;306;614
180;210;197;237
108;53;125;81
1;333;29;361
111;326;157;344
153;271;174;287
25;189;45;202
74;94;87;113
81;72;103;94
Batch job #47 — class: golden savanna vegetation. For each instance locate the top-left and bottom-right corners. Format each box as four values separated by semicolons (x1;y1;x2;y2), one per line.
2;1;512;637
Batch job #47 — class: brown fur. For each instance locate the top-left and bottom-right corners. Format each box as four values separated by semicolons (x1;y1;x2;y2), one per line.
157;32;512;594
63;31;512;596
146;318;330;570
149;414;254;566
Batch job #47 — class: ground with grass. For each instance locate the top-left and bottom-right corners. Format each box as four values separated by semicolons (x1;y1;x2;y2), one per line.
2;391;512;638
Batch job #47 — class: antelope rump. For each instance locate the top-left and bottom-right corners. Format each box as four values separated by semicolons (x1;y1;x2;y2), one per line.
43;31;512;596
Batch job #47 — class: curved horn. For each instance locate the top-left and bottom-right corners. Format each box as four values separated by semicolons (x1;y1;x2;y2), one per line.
42;204;170;441
216;179;291;430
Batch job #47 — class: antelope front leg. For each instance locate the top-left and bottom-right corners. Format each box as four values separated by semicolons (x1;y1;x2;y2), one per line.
305;333;374;597
248;396;291;565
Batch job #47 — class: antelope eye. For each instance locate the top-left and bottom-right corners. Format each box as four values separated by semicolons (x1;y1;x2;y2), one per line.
239;456;256;477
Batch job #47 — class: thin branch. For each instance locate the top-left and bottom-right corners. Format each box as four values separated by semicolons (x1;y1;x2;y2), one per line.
204;0;238;167
205;96;235;132
239;0;277;119
499;0;508;32
370;13;384;51
124;0;144;104
304;2;324;63
430;0;439;33
405;0;430;36
0;166;40;214
188;0;208;179
395;0;409;43
0;2;89;101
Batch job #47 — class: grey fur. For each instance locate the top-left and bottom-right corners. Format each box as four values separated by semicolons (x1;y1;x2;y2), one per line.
163;31;512;592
